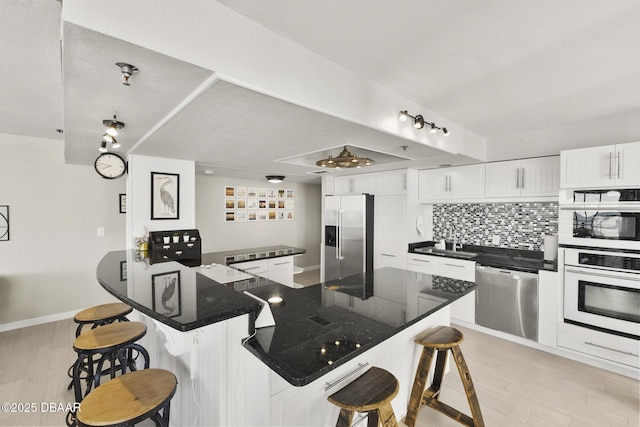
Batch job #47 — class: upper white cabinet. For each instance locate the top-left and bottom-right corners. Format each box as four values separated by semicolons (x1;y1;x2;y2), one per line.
560;142;640;188
374;170;407;195
418;164;486;202
485;156;559;198
334;170;407;195
334;174;373;195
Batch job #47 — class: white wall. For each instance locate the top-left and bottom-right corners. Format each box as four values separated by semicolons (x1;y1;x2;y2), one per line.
126;154;196;248
195;175;321;269
0;134;125;326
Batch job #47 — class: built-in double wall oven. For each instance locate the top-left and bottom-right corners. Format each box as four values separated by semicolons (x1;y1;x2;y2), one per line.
563;247;640;339
559;188;640;342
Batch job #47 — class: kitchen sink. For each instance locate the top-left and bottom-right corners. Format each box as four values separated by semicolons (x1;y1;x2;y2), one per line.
414;247;478;259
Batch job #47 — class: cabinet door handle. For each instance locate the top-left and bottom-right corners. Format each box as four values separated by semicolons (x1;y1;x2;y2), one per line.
411;258;431;263
617;152;621;179
273;261;290;266
516;168;520;189
521;167;525;189
443;263;465;268
608;152;613;179
380;253;396;257
584;341;638;357
402;173;407;191
324;362;369;392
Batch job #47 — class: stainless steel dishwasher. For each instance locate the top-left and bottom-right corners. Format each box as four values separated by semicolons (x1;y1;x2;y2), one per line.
475;265;538;341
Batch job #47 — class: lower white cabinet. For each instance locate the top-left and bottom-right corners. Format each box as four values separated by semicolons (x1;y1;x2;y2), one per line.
268;257;294;287
557;322;639;368
407;253;475;324
537;270;559;348
234;256;296;287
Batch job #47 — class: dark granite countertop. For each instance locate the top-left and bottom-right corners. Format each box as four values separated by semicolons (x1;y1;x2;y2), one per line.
241;268;475;386
96;250;262;332
201;245;306;266
97;251;474;386
408;241;557;273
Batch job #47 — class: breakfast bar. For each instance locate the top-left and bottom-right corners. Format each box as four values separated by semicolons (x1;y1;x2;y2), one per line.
96;250;476;426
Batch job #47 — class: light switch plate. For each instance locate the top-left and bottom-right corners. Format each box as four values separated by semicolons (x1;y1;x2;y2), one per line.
97;227;105;237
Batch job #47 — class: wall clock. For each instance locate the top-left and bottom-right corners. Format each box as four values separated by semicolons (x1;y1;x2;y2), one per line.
94;153;127;179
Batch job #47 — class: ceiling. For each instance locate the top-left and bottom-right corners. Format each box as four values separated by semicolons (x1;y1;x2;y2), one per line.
3;0;640;183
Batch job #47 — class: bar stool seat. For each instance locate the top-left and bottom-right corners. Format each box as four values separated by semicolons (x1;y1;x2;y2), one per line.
71;322;150;400
327;366;399;427
77;369;177;427
405;325;484;427
74;302;132;337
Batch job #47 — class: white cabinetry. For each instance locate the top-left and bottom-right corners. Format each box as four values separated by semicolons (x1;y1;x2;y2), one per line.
334;170;407;195
234;256;296;287
374;170;407;195
557;322;639;368
268;257;295;287
418;164;486;202
334;174;373;195
560;142;640;188
407;253;475;323
374;195;407;269
537;270;559;348
485;156;559;198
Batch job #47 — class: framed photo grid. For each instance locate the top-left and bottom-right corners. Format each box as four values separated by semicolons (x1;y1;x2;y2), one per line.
225;186;294;222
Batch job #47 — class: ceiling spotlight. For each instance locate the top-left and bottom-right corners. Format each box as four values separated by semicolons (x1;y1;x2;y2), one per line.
266;175;285;183
116;62;139;86
102;133;113;143
103;115;125;137
399;110;450;136
316;146;374;169
111;137;121;149
98;140;108;152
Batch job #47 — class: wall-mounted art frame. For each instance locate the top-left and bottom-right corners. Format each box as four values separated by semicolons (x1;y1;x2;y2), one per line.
151;172;180;220
120;261;127;281
0;205;9;241
152;270;181;318
119;194;127;214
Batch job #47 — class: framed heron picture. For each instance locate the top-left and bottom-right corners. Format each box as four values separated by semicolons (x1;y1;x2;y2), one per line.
151;270;181;318
151;172;180;220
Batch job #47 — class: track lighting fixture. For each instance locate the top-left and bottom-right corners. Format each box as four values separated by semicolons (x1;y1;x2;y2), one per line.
399;110;450;136
266;175;285;183
316;146;374;169
116;62;139;86
98;115;125;152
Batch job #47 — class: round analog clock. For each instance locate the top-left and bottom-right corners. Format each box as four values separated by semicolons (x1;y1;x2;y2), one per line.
94;153;127;179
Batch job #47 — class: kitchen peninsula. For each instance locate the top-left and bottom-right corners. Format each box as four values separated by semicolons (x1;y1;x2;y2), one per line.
96;250;476;426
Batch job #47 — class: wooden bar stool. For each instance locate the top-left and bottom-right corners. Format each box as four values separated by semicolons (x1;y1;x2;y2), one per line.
327;366;399;427
76;369;177;427
70;322;150;406
74;302;132;337
405;325;484;427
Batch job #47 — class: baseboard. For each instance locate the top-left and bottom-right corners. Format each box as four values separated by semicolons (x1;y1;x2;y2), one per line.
0;310;77;333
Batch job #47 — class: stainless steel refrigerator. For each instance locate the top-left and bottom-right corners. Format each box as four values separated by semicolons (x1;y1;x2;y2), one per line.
324;194;374;281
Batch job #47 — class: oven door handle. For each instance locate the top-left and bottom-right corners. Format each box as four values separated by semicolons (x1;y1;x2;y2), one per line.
565;268;639;281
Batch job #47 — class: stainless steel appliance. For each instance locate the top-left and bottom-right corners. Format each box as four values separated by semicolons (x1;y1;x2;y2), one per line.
563;247;640;339
475;266;539;340
324;194;374;281
559;188;640;250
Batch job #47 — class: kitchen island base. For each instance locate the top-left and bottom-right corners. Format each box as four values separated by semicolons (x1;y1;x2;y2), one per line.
131;307;450;426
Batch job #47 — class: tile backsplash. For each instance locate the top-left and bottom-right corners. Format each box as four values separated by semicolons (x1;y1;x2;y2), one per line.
433;202;558;251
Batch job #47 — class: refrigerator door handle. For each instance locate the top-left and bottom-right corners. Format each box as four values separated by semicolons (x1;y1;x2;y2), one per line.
338;209;344;260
